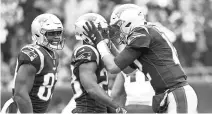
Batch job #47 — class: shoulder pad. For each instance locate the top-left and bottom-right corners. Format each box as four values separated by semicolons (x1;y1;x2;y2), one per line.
127;27;151;48
18;44;44;74
21;46;38;61
71;45;99;65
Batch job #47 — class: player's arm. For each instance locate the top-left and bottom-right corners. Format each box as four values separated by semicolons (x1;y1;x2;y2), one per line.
109;41;120;57
105;41;138;74
79;61;120;110
97;27;150;74
110;73;126;107
97;40;142;74
13;64;36;113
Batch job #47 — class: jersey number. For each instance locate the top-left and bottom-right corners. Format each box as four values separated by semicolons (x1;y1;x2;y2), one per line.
153;25;180;65
71;68;108;99
37;73;56;101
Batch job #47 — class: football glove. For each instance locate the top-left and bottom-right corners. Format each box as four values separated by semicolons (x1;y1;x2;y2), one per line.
83;21;104;46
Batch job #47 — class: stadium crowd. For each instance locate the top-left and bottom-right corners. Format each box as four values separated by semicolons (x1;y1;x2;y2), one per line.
1;0;212;112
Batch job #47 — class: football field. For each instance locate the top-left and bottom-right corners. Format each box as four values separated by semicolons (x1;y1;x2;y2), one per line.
1;80;212;113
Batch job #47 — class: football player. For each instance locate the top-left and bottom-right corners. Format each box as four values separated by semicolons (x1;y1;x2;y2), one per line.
1;13;65;113
82;4;198;114
61;73;118;114
67;13;126;113
111;69;155;113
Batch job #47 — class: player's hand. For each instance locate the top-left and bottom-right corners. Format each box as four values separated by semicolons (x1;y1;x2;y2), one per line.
116;107;127;113
82;21;104;46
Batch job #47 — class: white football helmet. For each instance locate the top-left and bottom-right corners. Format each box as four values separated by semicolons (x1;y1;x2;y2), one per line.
110;4;146;44
74;13;108;45
31;13;64;50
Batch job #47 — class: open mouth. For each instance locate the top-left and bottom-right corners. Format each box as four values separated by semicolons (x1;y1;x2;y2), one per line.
51;42;59;45
51;39;60;45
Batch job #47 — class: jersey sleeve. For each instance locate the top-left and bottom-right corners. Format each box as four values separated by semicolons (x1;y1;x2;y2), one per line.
127;27;151;48
114;27;151;70
71;45;99;68
114;45;141;70
18;46;41;72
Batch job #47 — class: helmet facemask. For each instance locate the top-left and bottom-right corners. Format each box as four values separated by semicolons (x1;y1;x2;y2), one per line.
109;20;128;45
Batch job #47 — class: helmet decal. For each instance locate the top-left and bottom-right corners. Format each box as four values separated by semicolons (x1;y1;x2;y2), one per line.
38;18;48;27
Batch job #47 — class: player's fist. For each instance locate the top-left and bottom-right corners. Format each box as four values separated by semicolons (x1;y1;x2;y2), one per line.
116;107;127;113
82;21;104;46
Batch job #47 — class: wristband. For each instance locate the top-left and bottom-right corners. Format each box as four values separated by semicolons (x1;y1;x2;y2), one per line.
97;40;111;59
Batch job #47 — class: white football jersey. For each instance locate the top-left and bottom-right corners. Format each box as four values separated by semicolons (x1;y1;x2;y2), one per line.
61;98;76;114
123;70;155;106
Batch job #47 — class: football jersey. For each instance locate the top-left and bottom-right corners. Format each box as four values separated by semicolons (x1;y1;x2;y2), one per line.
70;45;108;113
122;70;155;106
12;44;59;113
114;23;187;94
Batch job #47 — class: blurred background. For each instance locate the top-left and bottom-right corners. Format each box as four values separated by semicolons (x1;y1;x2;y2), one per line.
1;0;212;113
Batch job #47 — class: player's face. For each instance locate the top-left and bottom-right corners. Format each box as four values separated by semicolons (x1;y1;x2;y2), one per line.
44;30;65;50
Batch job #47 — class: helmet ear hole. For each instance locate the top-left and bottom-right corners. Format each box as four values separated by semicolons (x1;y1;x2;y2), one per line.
35;34;39;37
125;22;131;27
